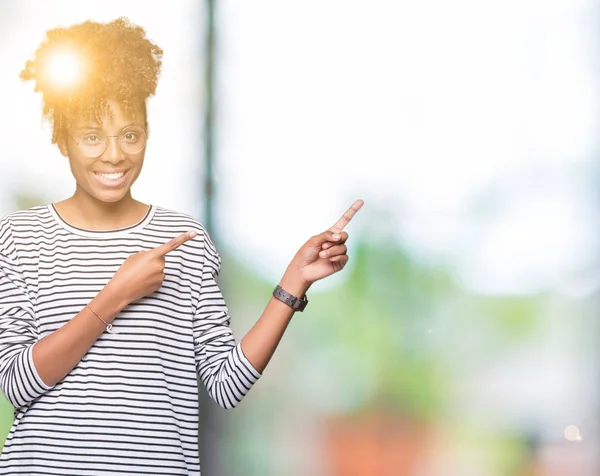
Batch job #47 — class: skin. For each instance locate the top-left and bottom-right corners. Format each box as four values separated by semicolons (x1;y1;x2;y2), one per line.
31;98;364;385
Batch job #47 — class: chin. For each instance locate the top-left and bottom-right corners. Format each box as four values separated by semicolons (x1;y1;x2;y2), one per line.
90;189;132;204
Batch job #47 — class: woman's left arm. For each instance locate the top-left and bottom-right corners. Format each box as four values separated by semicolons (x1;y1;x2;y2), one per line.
194;200;363;409
239;224;354;374
241;200;363;373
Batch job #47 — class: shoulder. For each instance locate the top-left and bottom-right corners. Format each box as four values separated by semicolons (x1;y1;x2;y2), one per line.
150;205;220;258
151;206;211;238
1;205;50;226
0;205;51;250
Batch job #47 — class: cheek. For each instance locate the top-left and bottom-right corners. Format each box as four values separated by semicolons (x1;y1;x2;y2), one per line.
131;157;145;176
67;156;91;175
67;159;81;178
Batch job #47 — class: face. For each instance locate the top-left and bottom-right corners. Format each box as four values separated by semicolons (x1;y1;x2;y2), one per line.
58;98;147;204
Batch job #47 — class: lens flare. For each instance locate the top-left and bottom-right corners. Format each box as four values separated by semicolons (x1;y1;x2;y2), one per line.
40;46;86;91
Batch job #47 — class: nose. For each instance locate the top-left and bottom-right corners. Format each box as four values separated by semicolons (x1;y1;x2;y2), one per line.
101;136;125;164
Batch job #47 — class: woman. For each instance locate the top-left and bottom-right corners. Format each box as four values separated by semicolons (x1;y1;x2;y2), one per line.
0;17;362;475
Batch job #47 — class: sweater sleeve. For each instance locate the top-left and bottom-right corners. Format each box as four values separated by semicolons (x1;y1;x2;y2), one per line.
193;232;261;410
0;218;53;408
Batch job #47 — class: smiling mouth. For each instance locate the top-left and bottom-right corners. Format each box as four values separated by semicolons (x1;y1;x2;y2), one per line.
94;171;126;182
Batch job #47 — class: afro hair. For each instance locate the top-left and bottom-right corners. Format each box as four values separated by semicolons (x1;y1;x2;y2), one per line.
20;17;163;143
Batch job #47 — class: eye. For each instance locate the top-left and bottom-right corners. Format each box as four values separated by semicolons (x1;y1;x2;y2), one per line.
81;134;103;145
120;128;145;144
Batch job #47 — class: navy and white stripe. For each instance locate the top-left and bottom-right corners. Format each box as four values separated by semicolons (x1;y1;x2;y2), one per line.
0;205;261;475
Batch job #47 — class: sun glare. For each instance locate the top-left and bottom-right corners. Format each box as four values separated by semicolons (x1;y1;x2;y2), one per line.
42;47;86;90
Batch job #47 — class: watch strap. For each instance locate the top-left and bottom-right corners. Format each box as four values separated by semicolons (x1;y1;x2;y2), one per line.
273;285;308;312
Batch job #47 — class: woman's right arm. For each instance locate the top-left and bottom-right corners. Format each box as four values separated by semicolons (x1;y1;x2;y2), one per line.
0;247;127;408
30;283;128;388
0;229;196;408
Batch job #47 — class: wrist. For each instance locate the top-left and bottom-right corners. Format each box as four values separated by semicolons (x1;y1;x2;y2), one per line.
279;267;310;299
96;282;129;317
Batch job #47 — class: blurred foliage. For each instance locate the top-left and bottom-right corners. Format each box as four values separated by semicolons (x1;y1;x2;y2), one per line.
303;237;454;420
441;421;539;476
11;192;46;211
0;396;11;448
472;295;544;340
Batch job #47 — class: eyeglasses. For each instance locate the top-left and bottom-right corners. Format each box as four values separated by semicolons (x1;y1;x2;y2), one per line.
69;126;147;158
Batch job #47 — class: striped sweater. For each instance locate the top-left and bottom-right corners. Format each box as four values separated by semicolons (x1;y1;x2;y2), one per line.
0;204;261;475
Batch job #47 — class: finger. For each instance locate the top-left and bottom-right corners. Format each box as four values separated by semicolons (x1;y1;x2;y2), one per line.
330;254;349;272
329;199;364;233
314;229;349;248
322;232;348;249
319;244;347;259
153;231;197;257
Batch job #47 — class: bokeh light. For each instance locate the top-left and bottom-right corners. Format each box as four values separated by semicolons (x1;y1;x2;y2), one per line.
564;425;583;442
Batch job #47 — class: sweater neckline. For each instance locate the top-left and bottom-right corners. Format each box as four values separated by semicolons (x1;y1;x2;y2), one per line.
47;204;156;238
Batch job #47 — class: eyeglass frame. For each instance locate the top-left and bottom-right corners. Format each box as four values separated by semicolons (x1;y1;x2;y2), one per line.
67;125;148;159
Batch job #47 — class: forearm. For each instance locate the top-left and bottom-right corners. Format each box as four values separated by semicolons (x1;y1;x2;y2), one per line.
240;268;309;374
31;283;128;387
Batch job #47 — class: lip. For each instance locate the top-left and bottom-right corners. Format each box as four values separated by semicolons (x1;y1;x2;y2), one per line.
94;169;128;174
92;170;129;188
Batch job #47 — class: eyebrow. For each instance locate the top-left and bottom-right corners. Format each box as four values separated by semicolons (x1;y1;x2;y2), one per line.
74;123;144;131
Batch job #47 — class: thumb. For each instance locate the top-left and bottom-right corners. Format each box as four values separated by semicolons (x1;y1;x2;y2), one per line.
312;229;342;247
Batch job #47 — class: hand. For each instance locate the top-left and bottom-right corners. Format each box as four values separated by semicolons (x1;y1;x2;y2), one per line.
288;199;364;286
107;230;198;306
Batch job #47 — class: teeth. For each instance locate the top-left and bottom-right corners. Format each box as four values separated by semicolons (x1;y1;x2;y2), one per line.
95;172;124;181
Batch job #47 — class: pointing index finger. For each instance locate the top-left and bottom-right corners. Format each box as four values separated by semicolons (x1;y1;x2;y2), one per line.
329;199;364;233
153;231;197;257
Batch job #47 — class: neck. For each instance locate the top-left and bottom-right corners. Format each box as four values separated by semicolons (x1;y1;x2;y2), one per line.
56;189;149;231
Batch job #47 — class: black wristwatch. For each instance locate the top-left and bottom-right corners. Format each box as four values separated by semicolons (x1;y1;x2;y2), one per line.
273;285;308;312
